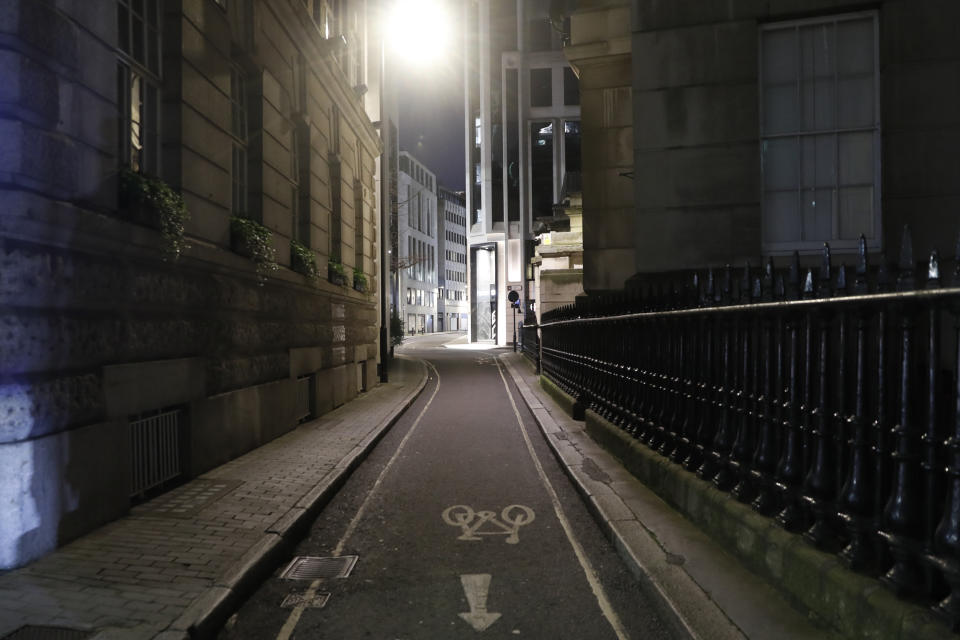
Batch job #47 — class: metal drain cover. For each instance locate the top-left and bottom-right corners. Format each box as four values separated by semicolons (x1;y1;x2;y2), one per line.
281;592;331;609
279;555;358;580
2;627;92;640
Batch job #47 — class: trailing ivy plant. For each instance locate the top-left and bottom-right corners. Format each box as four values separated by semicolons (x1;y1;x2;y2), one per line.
290;239;319;281
328;255;347;286
390;312;404;347
352;268;368;293
230;216;278;280
118;167;190;259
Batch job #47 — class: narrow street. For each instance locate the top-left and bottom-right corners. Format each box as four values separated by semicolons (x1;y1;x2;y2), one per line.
218;333;675;639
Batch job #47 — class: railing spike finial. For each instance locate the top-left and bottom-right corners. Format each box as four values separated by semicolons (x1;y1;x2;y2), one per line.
692;272;702;307
774;273;785;299
803;267;816;298
788;250;801;299
705;268;715;305
927;249;941;289
752;274;763;301
897;225;916;291
836;262;848;295
762;257;775;302
722;264;733;304
819;242;833;296
739;261;751;304
854;235;870;294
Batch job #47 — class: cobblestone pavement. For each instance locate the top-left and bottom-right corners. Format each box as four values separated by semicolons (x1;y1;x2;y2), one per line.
0;357;426;640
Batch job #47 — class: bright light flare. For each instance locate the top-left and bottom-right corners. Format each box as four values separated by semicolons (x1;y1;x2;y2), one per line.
386;0;453;66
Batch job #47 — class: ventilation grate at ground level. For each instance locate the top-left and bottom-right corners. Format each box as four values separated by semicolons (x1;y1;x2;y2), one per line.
279;555;358;580
1;627;92;640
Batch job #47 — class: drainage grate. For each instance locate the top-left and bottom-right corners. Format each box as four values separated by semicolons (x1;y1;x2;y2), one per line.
1;627;92;640
279;555;358;580
280;592;331;609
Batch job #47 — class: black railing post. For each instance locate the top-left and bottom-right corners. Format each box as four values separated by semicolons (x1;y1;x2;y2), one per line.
879;227;925;597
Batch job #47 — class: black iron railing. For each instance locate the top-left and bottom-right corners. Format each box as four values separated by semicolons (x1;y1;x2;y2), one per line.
537;230;960;626
520;313;539;372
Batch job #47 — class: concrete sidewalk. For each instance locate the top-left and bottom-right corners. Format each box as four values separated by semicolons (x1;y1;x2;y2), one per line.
500;352;842;640
0;357;427;640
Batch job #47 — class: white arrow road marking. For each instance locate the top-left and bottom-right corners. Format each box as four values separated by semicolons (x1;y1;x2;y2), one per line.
458;574;501;632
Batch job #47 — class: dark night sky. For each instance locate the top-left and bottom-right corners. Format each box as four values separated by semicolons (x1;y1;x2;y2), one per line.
395;15;465;191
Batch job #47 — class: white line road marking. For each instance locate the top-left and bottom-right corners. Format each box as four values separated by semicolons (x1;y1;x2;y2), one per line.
442;504;535;543
275;360;441;640
459;574;502;632
495;357;630;640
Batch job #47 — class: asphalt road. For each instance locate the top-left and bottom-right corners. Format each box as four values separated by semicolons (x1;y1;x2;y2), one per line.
218;333;676;639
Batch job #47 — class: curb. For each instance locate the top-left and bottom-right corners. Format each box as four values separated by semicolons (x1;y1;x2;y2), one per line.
163;357;430;639
499;356;742;640
579;402;951;640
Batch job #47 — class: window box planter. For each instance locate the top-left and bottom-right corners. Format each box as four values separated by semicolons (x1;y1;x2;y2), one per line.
118;168;189;258
328;260;348;286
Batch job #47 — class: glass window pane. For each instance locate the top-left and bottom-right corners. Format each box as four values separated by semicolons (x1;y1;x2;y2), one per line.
801;188;834;241
801;78;835;130
764;192;800;243
762;28;797;85
838;18;874;75
801;134;836;189
118;4;130;54
800;23;834;80
838;186;873;239
838;131;874;185
564;121;581;175
530;68;552;107
530;121;553;218
563;67;579;106
763;86;798;134
762;137;798;191
838;75;874;128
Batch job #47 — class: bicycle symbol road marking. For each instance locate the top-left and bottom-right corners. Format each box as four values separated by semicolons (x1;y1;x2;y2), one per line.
442;504;536;544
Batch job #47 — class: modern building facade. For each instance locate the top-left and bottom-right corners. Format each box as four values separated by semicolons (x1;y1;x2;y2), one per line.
438;187;469;331
397;152;439;334
463;0;580;344
0;0;384;569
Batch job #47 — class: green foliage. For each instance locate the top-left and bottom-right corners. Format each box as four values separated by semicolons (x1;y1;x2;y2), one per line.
328;256;347;285
230;216;278;279
352;268;368;292
290;240;319;281
390;312;404;347
118;167;190;259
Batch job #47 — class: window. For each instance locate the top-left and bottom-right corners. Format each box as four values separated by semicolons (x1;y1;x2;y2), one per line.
563;67;580;106
230;65;248;217
760;12;879;251
530;69;552;107
530;121;554;218
117;0;161;173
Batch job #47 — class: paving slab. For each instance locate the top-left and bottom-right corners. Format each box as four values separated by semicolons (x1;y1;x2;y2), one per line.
0;357;427;640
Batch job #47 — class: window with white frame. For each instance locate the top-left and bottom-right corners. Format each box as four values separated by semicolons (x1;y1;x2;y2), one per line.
117;0;161;174
760;12;880;252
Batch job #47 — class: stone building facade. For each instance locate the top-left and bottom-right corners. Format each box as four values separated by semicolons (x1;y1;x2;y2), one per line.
438;186;468;331
0;0;382;569
568;0;960;289
397;152;438;334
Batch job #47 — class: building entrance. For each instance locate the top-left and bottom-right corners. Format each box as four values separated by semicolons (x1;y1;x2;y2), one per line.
470;244;497;342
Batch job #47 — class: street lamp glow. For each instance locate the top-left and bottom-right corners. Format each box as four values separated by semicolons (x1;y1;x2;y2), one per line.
386;0;452;65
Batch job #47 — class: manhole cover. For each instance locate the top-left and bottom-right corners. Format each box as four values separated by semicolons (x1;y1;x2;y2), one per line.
2;627;92;640
279;555;358;580
281;592;330;609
